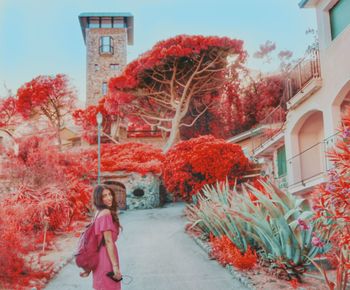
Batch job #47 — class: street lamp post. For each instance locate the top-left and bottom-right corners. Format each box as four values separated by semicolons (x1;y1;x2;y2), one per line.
96;112;103;185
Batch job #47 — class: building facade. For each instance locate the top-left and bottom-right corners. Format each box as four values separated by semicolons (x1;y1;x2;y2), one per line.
285;0;350;195
239;0;350;197
79;13;134;107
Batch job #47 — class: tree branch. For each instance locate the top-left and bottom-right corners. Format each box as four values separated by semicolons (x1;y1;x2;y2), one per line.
179;105;209;128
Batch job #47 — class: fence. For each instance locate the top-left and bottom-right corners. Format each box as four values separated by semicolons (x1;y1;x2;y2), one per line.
285;49;321;102
287;132;340;187
252;105;286;153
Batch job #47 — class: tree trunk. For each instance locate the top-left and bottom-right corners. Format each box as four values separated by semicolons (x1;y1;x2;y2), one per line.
163;117;181;153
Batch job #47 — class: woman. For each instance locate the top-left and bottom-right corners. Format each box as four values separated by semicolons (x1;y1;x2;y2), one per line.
81;184;122;290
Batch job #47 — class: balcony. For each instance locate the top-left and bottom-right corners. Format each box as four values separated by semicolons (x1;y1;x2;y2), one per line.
285;49;322;110
252;105;286;157
287;132;340;194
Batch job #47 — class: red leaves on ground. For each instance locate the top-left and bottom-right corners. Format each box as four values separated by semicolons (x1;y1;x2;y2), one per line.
209;234;257;270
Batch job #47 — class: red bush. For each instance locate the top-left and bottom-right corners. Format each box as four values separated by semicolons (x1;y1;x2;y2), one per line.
163;135;250;200
81;142;165;176
209;234;257;269
0;136;94;289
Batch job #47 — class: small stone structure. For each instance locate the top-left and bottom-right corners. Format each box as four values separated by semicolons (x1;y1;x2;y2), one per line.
101;171;161;210
126;173;161;210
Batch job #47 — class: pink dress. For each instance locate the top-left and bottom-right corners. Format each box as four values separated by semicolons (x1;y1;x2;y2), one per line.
93;214;121;290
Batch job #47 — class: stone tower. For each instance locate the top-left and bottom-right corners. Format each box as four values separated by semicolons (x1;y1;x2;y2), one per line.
79;13;134;107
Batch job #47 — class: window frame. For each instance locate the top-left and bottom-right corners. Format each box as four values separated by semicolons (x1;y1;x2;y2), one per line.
277;145;287;177
99;36;114;54
102;82;108;96
329;0;350;40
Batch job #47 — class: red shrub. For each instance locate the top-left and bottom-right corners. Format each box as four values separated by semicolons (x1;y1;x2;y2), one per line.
163;135;250;200
0;219;26;286
311;108;350;288
0;136;94;288
209;234;257;270
82;142;165;175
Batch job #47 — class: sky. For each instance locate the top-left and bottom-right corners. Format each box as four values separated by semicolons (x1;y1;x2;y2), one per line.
0;0;316;105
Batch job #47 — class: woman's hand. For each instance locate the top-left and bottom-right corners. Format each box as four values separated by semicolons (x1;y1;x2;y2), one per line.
113;265;122;280
79;271;90;278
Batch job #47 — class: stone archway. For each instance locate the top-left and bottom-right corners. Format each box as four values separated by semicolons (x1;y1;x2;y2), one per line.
103;180;127;210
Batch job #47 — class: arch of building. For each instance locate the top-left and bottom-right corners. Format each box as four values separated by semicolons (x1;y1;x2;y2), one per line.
285;109;325;188
100;172;161;210
332;79;350;120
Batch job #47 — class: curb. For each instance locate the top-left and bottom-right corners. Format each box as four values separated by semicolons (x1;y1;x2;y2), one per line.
192;236;256;290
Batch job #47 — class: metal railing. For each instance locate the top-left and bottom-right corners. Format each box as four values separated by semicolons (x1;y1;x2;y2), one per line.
287;132;340;187
285;49;321;102
252;105;286;153
127;129;163;138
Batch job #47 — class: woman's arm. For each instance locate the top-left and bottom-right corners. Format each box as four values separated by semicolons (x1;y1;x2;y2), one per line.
103;230;122;279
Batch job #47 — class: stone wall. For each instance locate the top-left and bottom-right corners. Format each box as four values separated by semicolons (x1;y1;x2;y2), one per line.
125;173;161;210
102;171;162;210
86;28;127;106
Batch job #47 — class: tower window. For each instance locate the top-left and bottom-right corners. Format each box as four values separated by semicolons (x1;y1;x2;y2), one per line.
88;17;100;28
110;64;120;70
99;36;114;54
101;17;112;28
102;82;108;96
94;64;99;72
112;17;126;28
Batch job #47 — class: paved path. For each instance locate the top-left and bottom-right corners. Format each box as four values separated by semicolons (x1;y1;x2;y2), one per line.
45;202;248;290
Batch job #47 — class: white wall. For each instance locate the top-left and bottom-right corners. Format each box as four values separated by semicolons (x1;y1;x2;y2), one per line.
285;0;350;193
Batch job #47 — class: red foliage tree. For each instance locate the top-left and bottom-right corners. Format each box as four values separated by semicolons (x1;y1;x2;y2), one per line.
253;40;276;63
223;73;285;135
0;96;18;128
311;109;350;289
73;97;116;144
16;74;76;146
180;68;285;139
106;35;246;151
163;135;250;200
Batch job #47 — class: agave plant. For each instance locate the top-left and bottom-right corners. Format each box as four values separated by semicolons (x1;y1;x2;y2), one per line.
231;181;332;279
186;180;250;252
186;179;331;280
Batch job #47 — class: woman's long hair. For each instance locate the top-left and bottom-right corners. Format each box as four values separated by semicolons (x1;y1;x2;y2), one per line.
93;184;120;229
